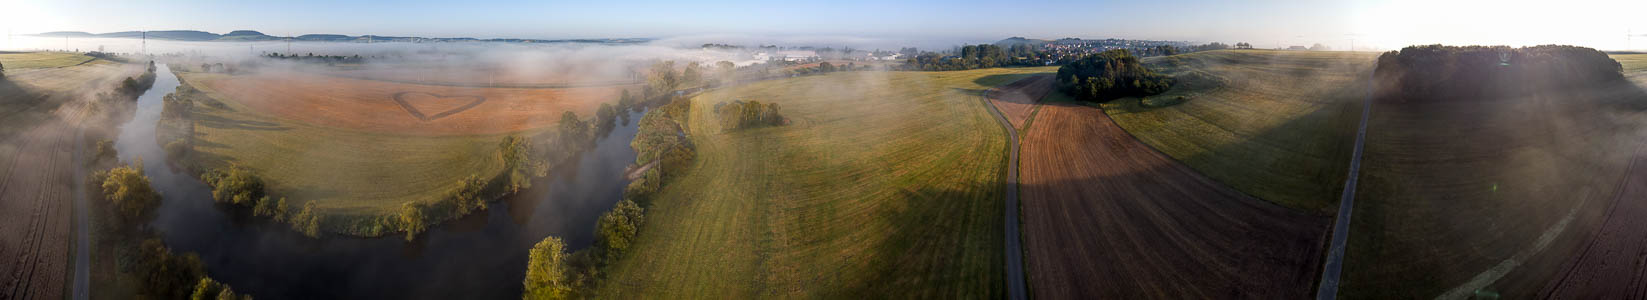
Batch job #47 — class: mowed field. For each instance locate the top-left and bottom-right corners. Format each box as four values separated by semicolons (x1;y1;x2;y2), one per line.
0;52;96;69
1341;56;1647;298
0;53;138;299
174;71;538;232
1021;95;1329;298
597;67;1053;298
195;71;630;136
1102;50;1377;213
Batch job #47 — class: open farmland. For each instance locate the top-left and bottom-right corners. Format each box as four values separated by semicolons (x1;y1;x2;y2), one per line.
169;71;542;233
194;71;632;136
1020;97;1329;298
1341;49;1647;298
1100;50;1377;213
597;67;1054;298
986;74;1053;128
0;52;97;69
0;53;138;300
321;65;640;88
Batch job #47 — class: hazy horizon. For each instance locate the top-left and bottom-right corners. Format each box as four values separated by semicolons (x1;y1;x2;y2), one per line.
3;0;1645;51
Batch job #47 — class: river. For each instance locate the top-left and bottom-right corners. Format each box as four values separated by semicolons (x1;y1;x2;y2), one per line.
114;64;645;299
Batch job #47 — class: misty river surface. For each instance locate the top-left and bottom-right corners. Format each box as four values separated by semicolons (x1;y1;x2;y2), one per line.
116;64;645;299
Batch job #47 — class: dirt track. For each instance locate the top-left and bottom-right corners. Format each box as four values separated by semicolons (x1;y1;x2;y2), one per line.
1019;102;1329;298
986;75;1052;128
1541;147;1647;298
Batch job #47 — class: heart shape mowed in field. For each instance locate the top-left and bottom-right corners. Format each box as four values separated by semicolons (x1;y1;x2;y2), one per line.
390;92;487;121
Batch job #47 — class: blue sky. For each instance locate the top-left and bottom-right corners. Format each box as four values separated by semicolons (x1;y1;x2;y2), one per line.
3;0;1643;50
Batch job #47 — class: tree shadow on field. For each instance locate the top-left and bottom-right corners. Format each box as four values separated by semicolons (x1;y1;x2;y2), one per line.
833;180;1009;299
973;73;1054;89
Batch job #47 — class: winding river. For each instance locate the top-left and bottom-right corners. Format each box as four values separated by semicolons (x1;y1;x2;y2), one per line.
115;64;645;299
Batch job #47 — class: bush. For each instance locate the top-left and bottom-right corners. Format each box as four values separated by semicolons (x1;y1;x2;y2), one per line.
98;163;162;225
203;165;265;206
136;239;204;299
524;236;572;300
1056;49;1175;102
290;201;322;238
253;196;288;221
594;200;644;263
714;100;784;130
500;136;547;193
399;201;432;241
451;174;488;215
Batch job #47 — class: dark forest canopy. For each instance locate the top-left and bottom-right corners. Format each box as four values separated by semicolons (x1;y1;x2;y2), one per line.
1375;44;1623;103
1056;49;1175;102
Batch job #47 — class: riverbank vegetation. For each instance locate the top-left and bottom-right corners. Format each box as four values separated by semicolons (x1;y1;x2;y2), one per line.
89;160;245;299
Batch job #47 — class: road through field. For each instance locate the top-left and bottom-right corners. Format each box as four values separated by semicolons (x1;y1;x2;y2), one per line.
981;80;1029;300
1316;71;1375;299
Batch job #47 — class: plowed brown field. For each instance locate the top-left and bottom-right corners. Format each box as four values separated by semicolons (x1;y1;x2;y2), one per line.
986;75;1052;128
196;72;636;135
1020;102;1329;298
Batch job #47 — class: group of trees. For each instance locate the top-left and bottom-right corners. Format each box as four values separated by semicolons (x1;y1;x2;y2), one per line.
96;162;162;225
1235;42;1255;49
1374;44;1624;103
263;52;366;64
713;100;785;130
1056;49;1176;102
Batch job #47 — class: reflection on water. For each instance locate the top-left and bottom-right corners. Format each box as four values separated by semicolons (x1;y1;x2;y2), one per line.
115;64;644;299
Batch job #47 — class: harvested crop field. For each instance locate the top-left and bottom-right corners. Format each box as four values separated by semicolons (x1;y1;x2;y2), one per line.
986;74;1052;128
1540;147;1647;298
1019;101;1329;299
195;71;635;135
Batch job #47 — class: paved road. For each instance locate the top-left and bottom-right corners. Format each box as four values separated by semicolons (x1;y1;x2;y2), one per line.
1316;72;1376;299
981;87;1027;300
71;127;89;300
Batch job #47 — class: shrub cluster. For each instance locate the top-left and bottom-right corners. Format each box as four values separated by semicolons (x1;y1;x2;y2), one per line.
713;100;785;130
1056;49;1175;102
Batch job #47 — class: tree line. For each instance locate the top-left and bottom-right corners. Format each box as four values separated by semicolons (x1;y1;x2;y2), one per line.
1056;49;1175;102
1374;44;1624;103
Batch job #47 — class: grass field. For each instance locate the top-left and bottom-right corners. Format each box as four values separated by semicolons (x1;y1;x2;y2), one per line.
596;67;1052;298
171;71;517;233
1340;54;1647;298
1099;50;1378;213
0;52;97;69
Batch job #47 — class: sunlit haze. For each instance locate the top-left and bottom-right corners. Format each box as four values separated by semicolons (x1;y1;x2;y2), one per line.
2;0;1643;50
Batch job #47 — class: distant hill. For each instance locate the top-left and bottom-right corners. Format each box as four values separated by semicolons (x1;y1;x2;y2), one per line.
218;30;279;41
32;29;654;44
995;37;1054;47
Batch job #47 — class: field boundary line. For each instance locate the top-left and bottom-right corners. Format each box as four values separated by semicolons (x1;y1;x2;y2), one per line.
1316;71;1374;299
981;85;1027;300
